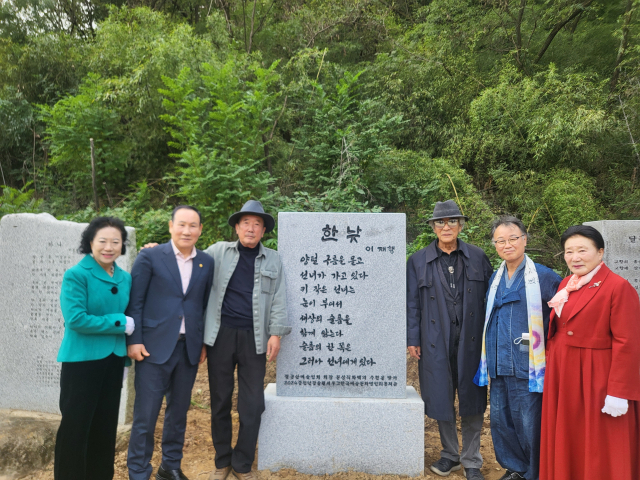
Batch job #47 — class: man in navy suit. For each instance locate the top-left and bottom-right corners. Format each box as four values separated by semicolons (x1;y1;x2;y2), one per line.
126;206;214;480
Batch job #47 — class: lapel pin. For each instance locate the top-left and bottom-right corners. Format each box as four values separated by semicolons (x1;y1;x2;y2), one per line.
588;281;601;289
199;264;203;267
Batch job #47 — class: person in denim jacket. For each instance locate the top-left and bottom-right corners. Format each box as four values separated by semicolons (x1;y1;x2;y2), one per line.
484;216;560;480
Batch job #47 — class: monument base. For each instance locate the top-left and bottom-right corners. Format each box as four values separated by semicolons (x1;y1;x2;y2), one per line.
257;384;424;476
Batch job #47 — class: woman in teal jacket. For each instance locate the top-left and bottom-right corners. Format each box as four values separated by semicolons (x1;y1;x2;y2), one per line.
54;216;135;480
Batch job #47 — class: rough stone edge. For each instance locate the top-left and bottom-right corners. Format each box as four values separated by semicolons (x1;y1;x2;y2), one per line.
0;409;132;478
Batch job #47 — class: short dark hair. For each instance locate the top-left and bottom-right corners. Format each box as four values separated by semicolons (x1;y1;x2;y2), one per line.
560;225;605;250
171;205;201;224
491;215;527;239
79;217;128;255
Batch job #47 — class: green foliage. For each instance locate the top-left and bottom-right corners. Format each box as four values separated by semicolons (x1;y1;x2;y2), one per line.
0;184;42;216
0;87;36;186
490;167;604;269
159;56;280;245
63;181;172;248
447;64;615;178
0;1;638;270
40;74;130;206
291;69;403;189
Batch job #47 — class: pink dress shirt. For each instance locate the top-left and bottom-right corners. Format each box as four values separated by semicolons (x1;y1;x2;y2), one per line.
171;240;197;334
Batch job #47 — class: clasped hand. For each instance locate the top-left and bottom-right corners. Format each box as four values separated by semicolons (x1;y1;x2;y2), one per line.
127;344;150;361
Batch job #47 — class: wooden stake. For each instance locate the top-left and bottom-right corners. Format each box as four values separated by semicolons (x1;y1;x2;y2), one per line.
90;138;99;212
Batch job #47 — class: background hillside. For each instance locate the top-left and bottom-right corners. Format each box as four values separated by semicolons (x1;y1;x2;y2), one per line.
1;0;639;271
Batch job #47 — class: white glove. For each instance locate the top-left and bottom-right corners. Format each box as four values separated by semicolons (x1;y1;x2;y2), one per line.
602;395;628;417
125;316;135;336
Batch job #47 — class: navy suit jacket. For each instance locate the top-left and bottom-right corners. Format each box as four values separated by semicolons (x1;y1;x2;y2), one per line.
126;242;214;365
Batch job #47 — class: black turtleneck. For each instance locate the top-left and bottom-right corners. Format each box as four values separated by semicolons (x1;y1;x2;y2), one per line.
221;242;260;330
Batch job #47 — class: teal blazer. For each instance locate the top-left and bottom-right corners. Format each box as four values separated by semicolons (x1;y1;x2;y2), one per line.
57;255;132;363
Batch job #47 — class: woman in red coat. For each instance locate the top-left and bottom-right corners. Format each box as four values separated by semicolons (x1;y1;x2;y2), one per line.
540;225;640;480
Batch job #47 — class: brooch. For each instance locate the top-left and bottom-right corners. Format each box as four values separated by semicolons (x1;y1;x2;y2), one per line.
588;281;602;289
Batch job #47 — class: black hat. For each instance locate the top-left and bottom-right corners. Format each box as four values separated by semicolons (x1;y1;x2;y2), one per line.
228;200;275;233
427;200;468;222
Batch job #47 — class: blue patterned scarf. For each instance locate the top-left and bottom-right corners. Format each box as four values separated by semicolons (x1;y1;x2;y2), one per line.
473;255;546;393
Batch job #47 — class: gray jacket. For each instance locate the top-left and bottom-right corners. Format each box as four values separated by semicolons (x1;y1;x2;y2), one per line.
203;241;291;353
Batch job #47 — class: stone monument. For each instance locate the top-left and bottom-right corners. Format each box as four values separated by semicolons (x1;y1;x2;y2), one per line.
584;220;640;296
258;212;424;476
0;213;137;424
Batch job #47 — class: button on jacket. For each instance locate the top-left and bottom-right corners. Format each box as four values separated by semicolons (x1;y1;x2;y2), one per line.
203;241;290;354
58;254;132;363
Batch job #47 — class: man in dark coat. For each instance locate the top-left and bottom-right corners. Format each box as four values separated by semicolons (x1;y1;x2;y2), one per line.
407;200;493;480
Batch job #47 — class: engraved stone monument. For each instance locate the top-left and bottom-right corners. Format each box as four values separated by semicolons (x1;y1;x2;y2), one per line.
258;213;424;476
584;220;640;296
0;213;137;424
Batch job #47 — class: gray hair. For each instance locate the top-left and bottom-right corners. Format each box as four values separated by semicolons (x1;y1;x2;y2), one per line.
491;215;527;240
429;218;466;230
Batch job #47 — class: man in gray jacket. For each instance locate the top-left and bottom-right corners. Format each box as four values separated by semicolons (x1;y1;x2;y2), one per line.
205;200;290;480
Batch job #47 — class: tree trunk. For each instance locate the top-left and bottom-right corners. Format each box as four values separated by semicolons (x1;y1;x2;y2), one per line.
90;138;100;212
514;0;527;69
534;0;593;64
247;0;258;54
610;0;635;91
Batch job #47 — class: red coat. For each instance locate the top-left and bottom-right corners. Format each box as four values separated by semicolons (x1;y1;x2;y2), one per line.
540;264;640;480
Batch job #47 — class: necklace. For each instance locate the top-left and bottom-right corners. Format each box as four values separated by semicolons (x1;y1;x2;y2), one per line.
440;252;457;289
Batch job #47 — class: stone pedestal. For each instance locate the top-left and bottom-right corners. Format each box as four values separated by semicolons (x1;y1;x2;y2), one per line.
258;384;424;476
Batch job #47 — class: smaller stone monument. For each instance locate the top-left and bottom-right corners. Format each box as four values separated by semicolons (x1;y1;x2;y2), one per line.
0;213;137;424
584;220;640;296
258;213;424;476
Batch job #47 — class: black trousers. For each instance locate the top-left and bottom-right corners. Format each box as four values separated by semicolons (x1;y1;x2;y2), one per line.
207;325;266;473
54;353;125;480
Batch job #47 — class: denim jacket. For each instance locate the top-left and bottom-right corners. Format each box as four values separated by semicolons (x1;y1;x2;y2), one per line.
485;261;561;379
203;241;291;354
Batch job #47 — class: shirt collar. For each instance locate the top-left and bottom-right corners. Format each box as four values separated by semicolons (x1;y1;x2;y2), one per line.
171;239;197;260
436;243;460;257
233;240;266;258
512;257;526;275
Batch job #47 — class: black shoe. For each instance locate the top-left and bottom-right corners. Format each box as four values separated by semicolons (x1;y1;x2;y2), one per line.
498;471;525;480
156;465;189;480
463;468;485;480
430;457;462;476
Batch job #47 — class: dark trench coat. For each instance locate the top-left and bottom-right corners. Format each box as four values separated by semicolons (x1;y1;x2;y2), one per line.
407;239;493;422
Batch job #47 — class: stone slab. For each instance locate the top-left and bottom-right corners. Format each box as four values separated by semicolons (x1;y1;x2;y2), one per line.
0;213;137;424
276;212;406;398
257;384;424;476
584;220;640;297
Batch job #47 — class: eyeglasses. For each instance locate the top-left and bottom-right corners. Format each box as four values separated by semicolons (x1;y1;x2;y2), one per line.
433;219;460;228
492;235;525;247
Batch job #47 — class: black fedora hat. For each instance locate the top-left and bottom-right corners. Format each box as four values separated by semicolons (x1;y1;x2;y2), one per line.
228;200;275;233
427;200;468;222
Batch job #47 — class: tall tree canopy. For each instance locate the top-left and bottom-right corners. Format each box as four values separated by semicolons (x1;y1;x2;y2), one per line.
1;0;638;270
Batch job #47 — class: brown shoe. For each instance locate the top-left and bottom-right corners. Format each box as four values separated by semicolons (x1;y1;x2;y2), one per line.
232;469;258;480
209;466;232;480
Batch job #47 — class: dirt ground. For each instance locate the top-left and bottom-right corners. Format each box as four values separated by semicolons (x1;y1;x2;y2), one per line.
22;355;505;480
